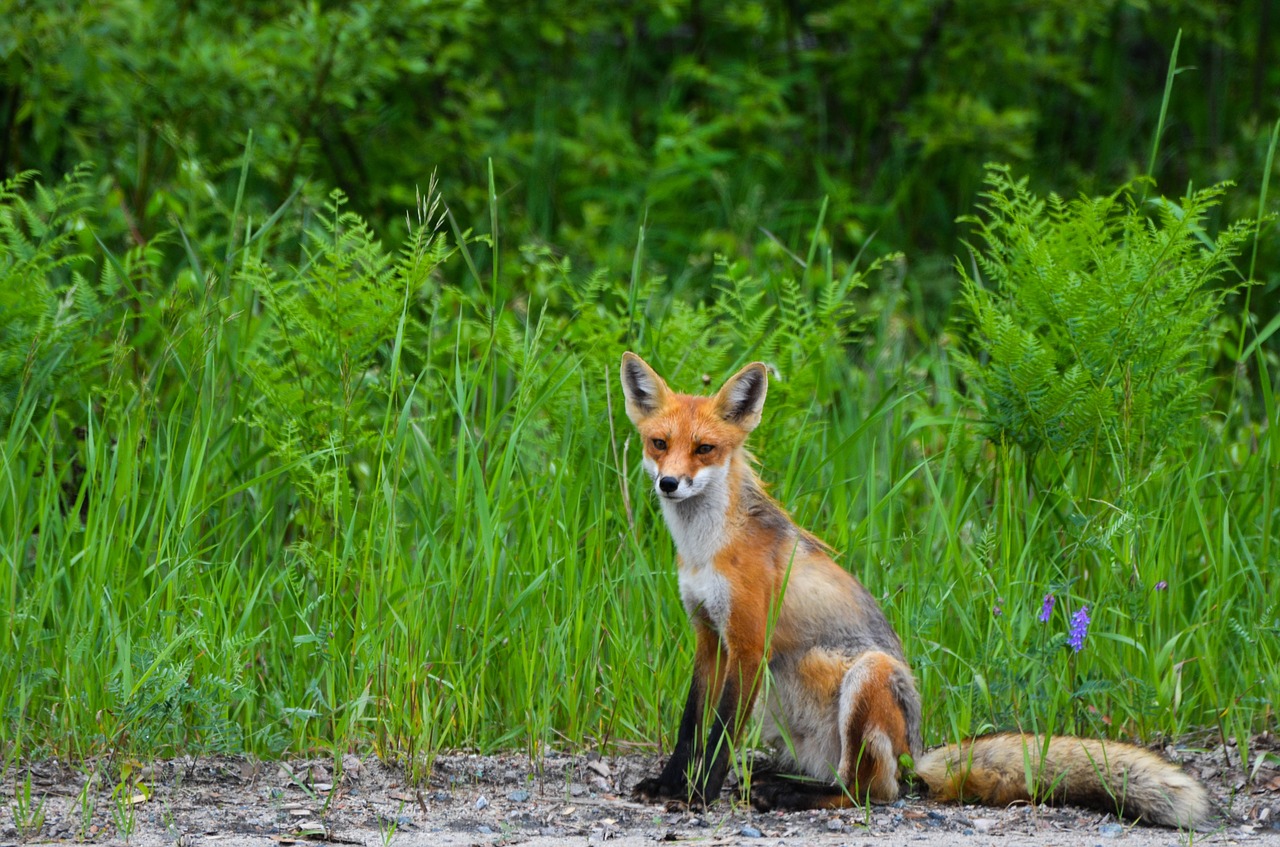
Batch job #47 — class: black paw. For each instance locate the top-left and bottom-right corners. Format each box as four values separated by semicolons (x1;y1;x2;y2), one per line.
749;777;830;812
749;780;787;812
633;776;718;809
633;776;686;804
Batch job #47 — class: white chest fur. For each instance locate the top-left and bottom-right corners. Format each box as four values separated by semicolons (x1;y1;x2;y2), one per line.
659;463;733;632
678;564;732;633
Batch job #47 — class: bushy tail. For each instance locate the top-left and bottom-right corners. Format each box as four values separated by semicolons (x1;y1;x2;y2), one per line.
913;733;1210;830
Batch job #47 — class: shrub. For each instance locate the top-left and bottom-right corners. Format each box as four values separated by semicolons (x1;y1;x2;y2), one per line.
955;165;1254;477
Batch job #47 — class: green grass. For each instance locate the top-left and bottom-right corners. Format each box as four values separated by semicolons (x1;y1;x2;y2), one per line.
0;161;1276;784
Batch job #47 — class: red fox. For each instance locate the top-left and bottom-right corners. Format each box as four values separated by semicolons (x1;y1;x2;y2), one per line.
619;352;1210;829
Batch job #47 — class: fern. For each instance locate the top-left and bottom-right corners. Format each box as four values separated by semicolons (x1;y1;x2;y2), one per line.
0;167;96;424
246;188;437;515
956;165;1253;475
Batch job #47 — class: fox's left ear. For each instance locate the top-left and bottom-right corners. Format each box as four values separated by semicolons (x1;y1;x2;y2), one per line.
713;362;768;432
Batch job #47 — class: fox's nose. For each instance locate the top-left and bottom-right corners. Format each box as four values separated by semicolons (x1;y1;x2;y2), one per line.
658;476;679;494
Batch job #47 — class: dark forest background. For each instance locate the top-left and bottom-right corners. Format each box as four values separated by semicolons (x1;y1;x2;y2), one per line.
5;1;1277;321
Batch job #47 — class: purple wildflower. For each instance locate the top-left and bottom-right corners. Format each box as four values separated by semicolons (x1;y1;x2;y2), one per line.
1154;580;1168;591
1038;593;1055;623
1068;605;1091;652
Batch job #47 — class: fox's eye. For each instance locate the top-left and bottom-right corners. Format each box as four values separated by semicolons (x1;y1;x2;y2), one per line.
652;438;667;451
696;444;714;455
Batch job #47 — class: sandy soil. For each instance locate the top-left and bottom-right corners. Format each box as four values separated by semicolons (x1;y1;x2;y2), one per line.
4;734;1279;847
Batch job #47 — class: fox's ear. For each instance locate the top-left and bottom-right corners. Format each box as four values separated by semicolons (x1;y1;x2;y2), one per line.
620;352;670;425
713;362;768;432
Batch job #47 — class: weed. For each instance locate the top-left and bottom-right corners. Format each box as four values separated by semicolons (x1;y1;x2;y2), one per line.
9;771;46;840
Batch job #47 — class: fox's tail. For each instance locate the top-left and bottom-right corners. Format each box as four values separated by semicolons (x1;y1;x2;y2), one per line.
913;733;1210;830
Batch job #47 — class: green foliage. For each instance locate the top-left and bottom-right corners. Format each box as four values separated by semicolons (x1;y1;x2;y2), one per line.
107;631;249;755
2;0;1274;796
945;167;1275;750
956;166;1253;472
243;188;442;511
0;166;102;422
563;250;885;416
0;156;1275;774
4;0;1277;342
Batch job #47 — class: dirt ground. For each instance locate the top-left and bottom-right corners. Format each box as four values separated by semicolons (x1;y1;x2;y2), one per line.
5;734;1280;847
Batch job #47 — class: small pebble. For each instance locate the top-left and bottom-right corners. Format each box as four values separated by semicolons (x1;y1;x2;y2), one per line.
826;819;843;831
507;789;531;803
740;824;762;837
1098;822;1125;838
474;795;489;811
477;824;493;834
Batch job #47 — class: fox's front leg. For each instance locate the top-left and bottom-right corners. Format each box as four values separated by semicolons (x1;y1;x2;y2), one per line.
690;607;767;804
635;623;727;803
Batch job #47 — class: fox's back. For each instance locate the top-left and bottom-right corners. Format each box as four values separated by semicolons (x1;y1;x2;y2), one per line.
770;547;906;663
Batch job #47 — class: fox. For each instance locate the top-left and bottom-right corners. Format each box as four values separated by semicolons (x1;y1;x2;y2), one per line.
618;351;1211;829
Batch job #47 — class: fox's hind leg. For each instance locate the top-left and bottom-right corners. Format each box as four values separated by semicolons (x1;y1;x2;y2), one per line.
835;651;919;804
752;651;920;811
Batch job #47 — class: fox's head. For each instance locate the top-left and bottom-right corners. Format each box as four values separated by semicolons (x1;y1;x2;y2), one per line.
619;352;768;502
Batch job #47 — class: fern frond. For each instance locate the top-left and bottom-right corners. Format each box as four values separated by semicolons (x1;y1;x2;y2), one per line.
958;169;1251;475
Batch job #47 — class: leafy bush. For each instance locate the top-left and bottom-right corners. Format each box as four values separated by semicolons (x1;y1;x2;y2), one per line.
243;188;445;512
956;165;1253;475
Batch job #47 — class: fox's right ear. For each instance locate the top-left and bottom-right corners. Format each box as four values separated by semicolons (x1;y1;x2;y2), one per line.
620;352;670;425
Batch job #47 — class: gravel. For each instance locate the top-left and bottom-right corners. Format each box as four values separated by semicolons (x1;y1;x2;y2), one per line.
4;733;1279;847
